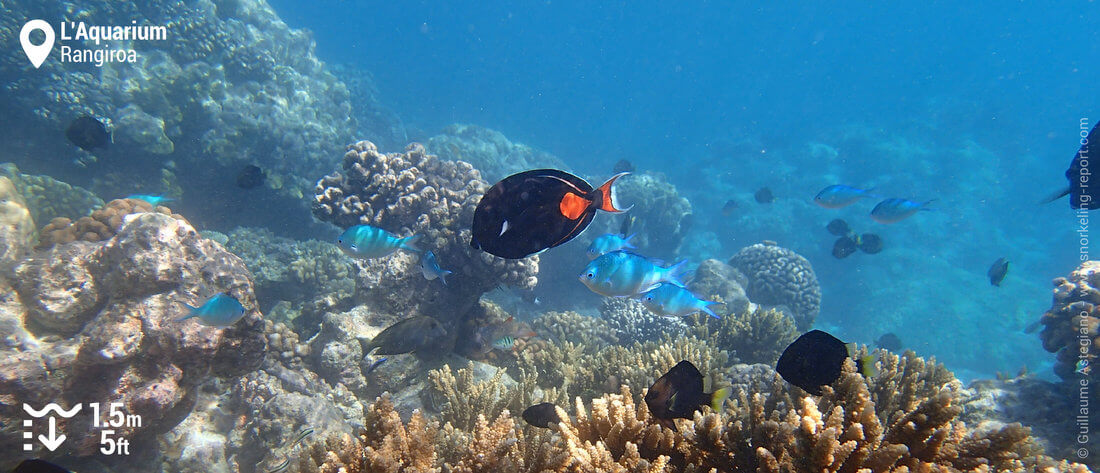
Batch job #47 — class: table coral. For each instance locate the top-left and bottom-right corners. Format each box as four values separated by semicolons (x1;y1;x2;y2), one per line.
0;212;265;468
729;241;821;330
1039;260;1100;382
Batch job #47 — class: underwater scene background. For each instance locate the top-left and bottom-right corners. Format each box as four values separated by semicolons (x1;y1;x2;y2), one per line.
0;0;1096;471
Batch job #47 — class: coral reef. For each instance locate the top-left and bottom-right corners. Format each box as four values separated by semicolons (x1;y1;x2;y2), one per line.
329;64;410;152
729;241;821;330
312;141;537;321
36;198;185;249
0;163;103;227
588;172;694;259
599;298;689;345
695;307;798;365
0;212;266;468
1039;260;1100;382
687;258;751;317
0;0;357;234
289;349;1088;473
224;227;355;326
530;310;619;348
0;177;34;273
427;124;570;183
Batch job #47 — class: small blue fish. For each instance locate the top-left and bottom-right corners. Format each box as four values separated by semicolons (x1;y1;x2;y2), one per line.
364;357;388;375
640;283;721;319
869;198;935;224
586;233;636;259
579;250;687;297
813;185;877;209
419;250;452;285
127;194;174;206
336;225;421;259
492;336;516;350
177;293;247;328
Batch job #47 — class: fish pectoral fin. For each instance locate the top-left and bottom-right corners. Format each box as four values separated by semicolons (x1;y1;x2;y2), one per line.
709;387;732;411
1039;186;1071;205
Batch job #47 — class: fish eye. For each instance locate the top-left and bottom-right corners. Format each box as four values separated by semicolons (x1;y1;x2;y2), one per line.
586;272;595;279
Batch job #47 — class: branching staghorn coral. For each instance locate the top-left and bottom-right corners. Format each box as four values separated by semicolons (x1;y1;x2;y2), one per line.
694;307;798;365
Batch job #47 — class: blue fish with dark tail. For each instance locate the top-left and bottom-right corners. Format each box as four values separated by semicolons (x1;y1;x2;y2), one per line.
813;185;878;209
419;250;453;285
177;293;247;328
580;250;687;297
337;225;421;259
869;198;934;224
641;283;721;319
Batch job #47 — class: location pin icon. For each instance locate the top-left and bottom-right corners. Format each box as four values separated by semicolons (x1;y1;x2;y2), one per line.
20;20;55;69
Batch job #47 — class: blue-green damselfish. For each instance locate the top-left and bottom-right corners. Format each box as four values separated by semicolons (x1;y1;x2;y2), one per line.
177;293;247;328
127;194;173;206
579;250;686;297
641;283;720;319
586;233;635;260
337;225;421;259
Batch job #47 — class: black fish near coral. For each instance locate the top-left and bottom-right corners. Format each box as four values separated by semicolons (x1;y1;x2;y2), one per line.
721;199;739;216
612;159;635;174
643;360;730;430
988;257;1009;286
470;169;631;259
1043;121;1099;210
875;332;903;351
754;187;775;203
858;233;884;254
365;316;447;355
12;459;70;473
522;402;562;428
619;214;636;235
65;115;110;152
776;330;876;395
826;218;851;236
237;164;266;189
832;236;858;259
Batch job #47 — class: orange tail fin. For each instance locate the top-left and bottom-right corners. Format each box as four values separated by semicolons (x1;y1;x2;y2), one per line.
595;172;632;213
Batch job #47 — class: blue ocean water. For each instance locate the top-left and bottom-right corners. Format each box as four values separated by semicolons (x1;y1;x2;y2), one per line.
272;0;1097;381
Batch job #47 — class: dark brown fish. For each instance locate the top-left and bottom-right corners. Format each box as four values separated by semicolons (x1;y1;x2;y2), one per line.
874;332;902;351
776;330;875;395
754;187;775;203
826;218;851;237
858;233;884;254
832;236;858;259
237;164;265;189
721;199;739;216
613;159;635;174
522;402;561;428
470;169;631;259
65;115;109;151
644;360;730;430
13;459;71;473
365;316;447;355
988;257;1009;286
1043;121;1099;209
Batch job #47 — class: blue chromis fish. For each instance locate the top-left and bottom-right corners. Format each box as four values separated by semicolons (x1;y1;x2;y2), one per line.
127;194;174;206
586;233;636;259
580;250;686;297
419;250;452;285
869;198;934;224
177;293;247;328
641;283;720;319
337;225;421;259
813;185;877;209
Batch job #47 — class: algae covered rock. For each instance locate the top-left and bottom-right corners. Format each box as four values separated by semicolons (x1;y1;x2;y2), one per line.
0;176;34;273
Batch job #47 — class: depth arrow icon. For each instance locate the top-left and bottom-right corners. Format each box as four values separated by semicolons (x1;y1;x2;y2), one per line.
38;417;65;451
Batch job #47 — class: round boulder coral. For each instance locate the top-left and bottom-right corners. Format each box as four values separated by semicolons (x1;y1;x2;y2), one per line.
728;241;821;330
1039;260;1100;382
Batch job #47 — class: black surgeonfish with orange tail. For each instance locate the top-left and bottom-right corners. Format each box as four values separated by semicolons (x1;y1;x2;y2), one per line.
470;169;631;259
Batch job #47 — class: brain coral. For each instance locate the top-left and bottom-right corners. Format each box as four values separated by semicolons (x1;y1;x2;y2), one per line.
729;241;821;330
313;141;537;314
1039;260;1100;382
